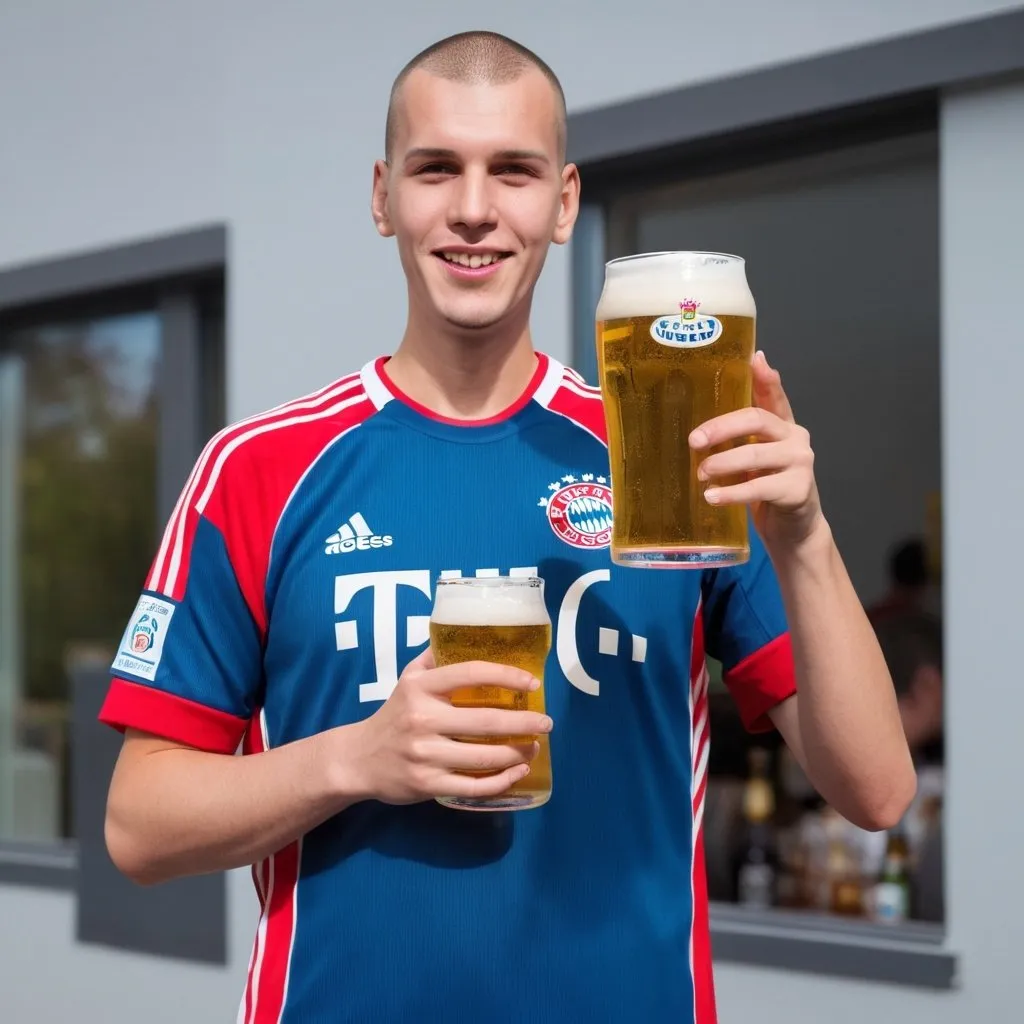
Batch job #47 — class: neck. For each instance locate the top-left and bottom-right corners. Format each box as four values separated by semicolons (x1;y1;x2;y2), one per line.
385;311;539;420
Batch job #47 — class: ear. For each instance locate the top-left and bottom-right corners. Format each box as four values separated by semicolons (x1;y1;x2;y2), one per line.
371;160;394;238
552;163;582;246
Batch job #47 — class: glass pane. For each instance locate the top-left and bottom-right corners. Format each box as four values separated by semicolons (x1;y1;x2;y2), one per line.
0;310;160;841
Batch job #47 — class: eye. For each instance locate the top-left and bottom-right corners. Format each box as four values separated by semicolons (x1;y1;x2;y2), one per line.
496;165;536;179
416;163;456;176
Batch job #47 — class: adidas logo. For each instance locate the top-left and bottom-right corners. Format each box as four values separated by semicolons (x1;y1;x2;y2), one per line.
325;513;393;555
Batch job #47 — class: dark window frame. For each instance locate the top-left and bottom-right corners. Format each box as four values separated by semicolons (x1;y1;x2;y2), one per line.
565;8;1024;990
0;226;228;964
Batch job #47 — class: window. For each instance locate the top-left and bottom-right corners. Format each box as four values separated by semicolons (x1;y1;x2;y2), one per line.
586;132;944;928
0;279;224;846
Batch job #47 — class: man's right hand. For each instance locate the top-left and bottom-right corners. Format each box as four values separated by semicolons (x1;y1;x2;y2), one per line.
341;646;553;805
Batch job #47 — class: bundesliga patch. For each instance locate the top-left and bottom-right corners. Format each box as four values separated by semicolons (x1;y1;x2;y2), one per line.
112;594;177;682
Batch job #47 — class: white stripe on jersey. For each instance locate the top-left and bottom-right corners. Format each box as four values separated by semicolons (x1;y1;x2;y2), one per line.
148;371;362;593
531;354;566;408
163;385;367;596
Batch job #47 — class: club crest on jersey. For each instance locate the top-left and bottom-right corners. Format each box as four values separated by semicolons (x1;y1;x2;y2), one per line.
130;614;158;653
538;474;613;549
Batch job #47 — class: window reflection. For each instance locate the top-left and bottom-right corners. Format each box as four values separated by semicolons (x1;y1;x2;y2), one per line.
0;311;159;841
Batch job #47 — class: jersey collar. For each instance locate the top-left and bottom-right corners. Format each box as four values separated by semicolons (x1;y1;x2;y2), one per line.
360;352;562;427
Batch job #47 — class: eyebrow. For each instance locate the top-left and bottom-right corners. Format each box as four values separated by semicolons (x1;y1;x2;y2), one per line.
403;147;551;165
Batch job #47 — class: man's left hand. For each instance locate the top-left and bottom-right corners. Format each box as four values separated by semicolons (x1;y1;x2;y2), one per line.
689;350;825;552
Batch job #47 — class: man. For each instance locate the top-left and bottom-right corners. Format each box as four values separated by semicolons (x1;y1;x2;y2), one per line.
100;31;915;1024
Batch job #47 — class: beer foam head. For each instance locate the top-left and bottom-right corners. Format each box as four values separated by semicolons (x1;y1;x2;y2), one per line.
596;251;756;320
431;578;549;626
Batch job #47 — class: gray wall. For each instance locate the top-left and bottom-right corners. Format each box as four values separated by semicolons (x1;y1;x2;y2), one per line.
1;1;1022;1020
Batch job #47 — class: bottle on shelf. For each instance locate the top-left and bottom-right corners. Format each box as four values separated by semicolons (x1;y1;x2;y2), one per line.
872;825;912;925
733;747;779;910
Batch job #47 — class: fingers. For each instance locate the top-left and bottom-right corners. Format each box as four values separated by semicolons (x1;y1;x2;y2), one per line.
415;659;540;696
690;352;797;450
752;350;795;423
439;739;540;774
439;706;553;738
689;405;790;450
704;469;815;509
437;763;534;801
698;436;811;483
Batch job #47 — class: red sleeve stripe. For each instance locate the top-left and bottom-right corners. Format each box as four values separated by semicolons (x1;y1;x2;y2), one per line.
180;394;376;626
563;367;603;395
98;677;248;754
723;632;798;733
147;371;359;590
560;381;605;404
266;417;375;575
155;382;369;603
146;371;362;595
540;373;609;446
151;371;363;595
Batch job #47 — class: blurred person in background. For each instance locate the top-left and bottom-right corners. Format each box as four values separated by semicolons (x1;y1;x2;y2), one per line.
866;537;935;628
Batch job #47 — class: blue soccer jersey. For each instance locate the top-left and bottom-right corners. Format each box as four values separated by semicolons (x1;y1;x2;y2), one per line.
100;352;797;1024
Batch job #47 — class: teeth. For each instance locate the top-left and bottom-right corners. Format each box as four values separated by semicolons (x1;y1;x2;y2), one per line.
443;252;501;268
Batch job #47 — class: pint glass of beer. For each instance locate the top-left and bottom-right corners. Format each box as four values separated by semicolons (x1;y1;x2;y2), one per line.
595;251;757;568
429;576;552;812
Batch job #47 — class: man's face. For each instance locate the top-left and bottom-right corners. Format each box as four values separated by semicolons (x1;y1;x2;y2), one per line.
372;69;579;333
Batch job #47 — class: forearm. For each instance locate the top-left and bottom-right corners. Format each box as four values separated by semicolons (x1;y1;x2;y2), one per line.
769;519;917;830
106;726;364;885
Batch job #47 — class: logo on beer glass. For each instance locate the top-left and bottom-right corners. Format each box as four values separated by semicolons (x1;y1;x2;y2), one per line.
538;474;613;550
650;299;723;348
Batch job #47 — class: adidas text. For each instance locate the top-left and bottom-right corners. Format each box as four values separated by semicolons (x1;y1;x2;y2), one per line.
326;513;393;555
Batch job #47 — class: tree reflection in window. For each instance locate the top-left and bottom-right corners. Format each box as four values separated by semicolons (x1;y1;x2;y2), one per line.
2;311;159;840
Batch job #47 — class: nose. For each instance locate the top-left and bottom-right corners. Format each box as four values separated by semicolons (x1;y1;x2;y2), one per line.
448;166;497;234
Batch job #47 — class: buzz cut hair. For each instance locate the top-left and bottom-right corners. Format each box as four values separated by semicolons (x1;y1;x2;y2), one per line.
384;30;567;165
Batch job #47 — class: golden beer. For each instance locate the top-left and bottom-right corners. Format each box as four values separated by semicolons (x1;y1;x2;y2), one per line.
595;252;757;568
429;576;552;811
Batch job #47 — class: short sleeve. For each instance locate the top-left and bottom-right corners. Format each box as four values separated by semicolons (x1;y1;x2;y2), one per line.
99;492;263;754
701;523;797;733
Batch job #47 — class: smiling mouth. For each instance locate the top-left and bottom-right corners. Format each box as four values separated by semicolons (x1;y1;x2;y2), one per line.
435;251;512;269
